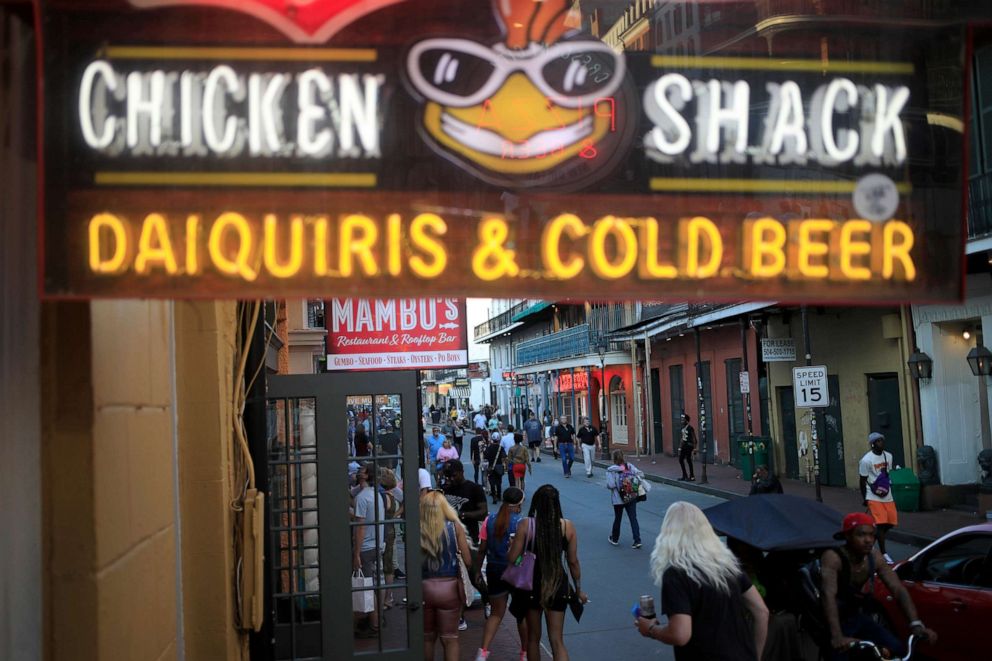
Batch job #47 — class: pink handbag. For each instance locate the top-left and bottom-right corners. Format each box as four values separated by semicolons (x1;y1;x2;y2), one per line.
501;518;536;591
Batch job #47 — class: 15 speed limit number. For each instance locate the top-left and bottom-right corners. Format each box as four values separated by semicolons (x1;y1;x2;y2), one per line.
793;366;829;408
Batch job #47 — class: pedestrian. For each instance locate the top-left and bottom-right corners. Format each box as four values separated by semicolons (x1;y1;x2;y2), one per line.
431;405;442;425
470;427;486;484
749;464;784;495
507;432;533;494
351;463;384;638
452;418;465;457
421;489;475;661
354;425;370;457
377;420;401;469
859;432;897;562
379;468;403;608
499;425;517;486
507;484;588;661
475;487;528;661
425;425;446;477
474;408;487;433
524;411;544;463
635;501;769;660
440;460;488;546
677;414;697;482
553;415;576;478
437;438;459;473
576;416;600;477
483;435;507;504
606;450;643;549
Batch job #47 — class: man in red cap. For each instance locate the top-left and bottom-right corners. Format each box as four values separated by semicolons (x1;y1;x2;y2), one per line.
819;512;937;659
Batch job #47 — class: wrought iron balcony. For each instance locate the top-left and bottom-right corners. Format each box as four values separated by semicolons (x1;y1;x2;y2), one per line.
968;171;992;240
473;300;530;342
516;324;592;366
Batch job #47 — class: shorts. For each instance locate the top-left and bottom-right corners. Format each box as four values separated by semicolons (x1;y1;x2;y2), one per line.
867;500;898;526
423;577;462;638
485;563;513;598
360;548;383;581
528;439;541;448
512;463;527;479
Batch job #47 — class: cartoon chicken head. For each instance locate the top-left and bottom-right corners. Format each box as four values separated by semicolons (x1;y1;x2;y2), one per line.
406;0;626;186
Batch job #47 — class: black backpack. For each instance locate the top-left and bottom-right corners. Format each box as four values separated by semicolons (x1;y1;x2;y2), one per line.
796;549;877;642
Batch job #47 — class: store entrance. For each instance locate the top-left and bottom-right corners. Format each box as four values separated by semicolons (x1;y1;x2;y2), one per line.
263;371;424;660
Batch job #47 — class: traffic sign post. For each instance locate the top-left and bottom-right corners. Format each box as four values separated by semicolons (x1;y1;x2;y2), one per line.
792;366;828;408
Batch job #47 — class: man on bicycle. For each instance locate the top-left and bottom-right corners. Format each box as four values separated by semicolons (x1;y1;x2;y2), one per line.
821;513;937;659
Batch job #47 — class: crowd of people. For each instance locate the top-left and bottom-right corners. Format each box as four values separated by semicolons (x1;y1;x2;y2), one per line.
345;405;936;661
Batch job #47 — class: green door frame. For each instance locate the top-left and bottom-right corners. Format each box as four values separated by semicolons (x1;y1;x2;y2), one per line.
267;371;424;661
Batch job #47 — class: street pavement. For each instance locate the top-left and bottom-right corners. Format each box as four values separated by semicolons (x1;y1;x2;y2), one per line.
467;456;920;661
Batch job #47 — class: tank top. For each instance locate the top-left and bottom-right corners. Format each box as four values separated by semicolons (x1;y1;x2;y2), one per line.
423;521;460;579
485;512;521;567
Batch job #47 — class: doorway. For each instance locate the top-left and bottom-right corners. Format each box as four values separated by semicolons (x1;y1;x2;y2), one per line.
778;386;799;479
264;371;424;660
867;373;906;469
669;365;684;455
650;368;663;454
610;376;629;445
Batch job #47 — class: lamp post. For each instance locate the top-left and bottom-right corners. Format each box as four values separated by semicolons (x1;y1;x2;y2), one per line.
597;337;609;460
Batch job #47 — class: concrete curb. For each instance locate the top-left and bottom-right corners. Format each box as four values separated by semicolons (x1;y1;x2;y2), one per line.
543;449;935;547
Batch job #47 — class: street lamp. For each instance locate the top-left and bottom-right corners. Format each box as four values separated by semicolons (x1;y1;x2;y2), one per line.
596;337;609;460
968;345;992;376
907;349;933;381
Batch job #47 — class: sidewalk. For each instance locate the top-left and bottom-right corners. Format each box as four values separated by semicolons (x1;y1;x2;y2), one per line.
579;449;981;547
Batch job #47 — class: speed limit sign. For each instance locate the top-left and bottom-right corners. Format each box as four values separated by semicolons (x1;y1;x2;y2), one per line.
793;366;828;408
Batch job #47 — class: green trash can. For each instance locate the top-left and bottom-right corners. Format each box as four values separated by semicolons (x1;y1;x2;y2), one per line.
737;436;771;480
889;468;920;512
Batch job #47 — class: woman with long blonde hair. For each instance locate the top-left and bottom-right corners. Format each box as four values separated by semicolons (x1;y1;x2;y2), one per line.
420;490;473;661
635;501;768;661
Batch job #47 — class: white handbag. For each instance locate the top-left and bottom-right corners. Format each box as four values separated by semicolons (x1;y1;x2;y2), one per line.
351;570;375;613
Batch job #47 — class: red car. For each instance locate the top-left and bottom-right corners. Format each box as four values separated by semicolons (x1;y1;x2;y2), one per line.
873;523;992;661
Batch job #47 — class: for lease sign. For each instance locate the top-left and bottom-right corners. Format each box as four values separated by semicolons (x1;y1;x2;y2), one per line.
325;298;467;371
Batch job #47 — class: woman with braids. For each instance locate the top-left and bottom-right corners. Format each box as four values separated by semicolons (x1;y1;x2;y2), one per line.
420;490;474;661
474;487;528;661
507;484;588;661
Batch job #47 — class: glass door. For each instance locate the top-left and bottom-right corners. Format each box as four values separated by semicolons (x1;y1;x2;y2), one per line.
266;371;423;660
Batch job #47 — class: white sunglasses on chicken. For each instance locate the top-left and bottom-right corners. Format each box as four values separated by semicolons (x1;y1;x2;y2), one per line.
407;38;625;109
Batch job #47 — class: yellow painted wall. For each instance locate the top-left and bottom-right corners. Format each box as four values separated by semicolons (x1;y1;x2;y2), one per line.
765;307;916;488
43;300;243;661
43;301;177;661
174;301;242;661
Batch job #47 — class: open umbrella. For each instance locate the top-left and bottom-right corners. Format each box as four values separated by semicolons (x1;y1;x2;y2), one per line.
704;494;844;551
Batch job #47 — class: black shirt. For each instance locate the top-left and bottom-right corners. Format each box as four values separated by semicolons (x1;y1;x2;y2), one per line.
378;431;400;456
577;425;599;446
442;479;487;542
554;423;576;445
749;476;784;495
469;434;484;463
660;567;756;661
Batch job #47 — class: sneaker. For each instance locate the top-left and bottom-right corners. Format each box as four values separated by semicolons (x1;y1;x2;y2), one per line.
458;618;468;631
689;476;695;481
883;553;894;564
632;542;643;549
475;649;490;661
608;537;619;546
536;457;542;462
565;473;570;478
586;472;593;478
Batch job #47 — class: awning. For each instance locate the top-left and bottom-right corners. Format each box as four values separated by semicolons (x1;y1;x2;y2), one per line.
512;301;553;322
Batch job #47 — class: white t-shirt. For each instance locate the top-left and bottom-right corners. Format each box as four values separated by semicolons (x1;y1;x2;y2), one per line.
859;450;894;503
354;486;385;551
473;412;486;431
500;433;515;455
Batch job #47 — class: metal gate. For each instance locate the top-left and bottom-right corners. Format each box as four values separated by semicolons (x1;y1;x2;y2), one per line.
263;371;424;660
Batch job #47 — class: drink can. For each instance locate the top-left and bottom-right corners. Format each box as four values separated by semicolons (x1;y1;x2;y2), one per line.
639;595;656;619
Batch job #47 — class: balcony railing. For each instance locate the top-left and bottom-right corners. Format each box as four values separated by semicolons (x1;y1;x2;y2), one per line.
474;300;530;342
516;324;592;366
968;171;992;240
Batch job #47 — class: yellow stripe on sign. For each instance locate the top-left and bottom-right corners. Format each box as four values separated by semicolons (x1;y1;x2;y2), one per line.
650;55;913;75
648;178;913;194
103;46;378;62
95;172;378;187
